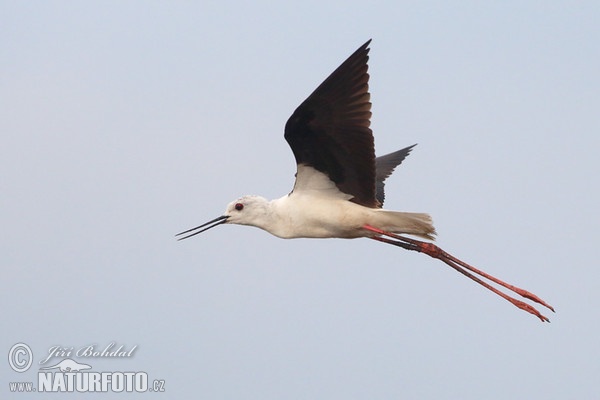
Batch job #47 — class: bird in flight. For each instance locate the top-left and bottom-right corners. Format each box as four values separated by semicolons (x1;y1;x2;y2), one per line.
178;40;554;322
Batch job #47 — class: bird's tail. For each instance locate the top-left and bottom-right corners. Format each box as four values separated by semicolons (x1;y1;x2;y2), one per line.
374;210;436;240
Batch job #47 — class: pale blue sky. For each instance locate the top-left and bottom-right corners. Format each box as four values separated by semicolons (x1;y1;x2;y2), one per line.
2;1;599;398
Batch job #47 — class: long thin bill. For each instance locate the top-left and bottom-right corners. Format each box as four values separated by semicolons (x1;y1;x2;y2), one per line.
176;215;229;240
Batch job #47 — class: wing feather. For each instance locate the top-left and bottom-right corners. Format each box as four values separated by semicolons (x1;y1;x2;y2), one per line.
284;40;377;208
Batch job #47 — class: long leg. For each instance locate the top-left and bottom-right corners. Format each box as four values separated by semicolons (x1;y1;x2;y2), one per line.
364;225;554;322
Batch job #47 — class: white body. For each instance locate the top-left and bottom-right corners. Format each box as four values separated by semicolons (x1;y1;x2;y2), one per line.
224;166;435;240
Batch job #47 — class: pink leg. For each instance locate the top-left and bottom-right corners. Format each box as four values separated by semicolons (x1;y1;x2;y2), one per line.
364;225;554;322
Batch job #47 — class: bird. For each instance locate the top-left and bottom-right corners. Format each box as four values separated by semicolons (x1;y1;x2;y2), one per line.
177;40;554;322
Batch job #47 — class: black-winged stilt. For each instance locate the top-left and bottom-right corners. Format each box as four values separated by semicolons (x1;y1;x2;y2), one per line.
177;40;554;322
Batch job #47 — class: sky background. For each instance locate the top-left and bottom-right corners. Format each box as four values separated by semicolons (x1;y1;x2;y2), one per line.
1;1;599;398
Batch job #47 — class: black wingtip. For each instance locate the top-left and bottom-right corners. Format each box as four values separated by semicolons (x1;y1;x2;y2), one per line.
358;39;372;55
284;38;378;207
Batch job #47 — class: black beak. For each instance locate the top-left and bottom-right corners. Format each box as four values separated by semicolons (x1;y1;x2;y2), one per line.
176;215;229;240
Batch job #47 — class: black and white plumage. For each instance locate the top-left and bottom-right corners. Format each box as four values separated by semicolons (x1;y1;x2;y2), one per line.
178;40;554;322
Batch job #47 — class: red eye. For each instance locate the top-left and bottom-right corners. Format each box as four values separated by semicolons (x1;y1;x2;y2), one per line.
235;203;244;211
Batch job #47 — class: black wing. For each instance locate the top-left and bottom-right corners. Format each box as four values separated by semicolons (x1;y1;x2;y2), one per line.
284;40;377;208
375;144;416;206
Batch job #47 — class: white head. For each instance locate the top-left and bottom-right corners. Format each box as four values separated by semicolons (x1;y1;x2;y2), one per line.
176;195;271;240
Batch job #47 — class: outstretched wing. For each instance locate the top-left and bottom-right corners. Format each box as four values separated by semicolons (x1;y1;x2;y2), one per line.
284;40;377;207
375;144;416;206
